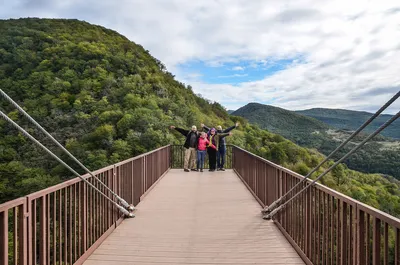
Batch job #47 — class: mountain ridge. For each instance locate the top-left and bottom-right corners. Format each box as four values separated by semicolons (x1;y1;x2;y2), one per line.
232;102;331;146
232;102;400;179
295;107;398;139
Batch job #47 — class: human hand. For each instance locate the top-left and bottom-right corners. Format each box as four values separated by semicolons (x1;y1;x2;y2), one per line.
229;132;233;136
201;123;205;127
170;125;175;129
235;122;240;127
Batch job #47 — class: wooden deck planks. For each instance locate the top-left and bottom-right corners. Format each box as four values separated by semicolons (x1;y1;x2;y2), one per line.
84;169;305;265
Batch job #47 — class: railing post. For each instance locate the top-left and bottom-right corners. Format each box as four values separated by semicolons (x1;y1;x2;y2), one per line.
142;156;145;193
0;210;8;265
373;217;381;265
231;146;234;170
305;188;310;258
352;205;358;265
357;208;365;265
80;182;87;252
27;199;33;265
232;146;235;169
132;159;136;205
280;170;283;203
19;202;28;265
395;228;399;265
169;145;173;168
112;165;116;223
341;201;348;265
168;145;171;169
39;196;47;265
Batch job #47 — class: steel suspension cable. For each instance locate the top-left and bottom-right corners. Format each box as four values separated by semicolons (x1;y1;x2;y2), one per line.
0;110;134;217
263;91;400;214
264;111;400;220
0;89;134;211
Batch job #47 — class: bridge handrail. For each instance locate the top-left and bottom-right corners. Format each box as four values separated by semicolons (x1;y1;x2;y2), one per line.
0;145;171;265
232;145;400;265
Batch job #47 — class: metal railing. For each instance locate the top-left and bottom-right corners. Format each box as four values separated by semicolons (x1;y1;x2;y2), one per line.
232;145;400;265
2;144;400;265
170;144;233;169
0;145;170;265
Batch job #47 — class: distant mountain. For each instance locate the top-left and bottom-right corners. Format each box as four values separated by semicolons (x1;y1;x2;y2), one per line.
296;108;399;139
232;103;400;179
227;110;236;114
232;103;331;147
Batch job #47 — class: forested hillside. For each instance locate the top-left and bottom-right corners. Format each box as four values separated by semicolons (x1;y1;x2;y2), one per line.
233;103;400;180
232;103;331;146
297;108;399;139
0;18;399;218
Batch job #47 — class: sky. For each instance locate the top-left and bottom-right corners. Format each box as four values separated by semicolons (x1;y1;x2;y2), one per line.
1;0;400;114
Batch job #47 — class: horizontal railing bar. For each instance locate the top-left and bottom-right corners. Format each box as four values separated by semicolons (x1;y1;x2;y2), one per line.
26;166;114;200
114;145;171;167
0;197;25;212
309;182;357;206
27;176;83;201
233;145;290;171
357;202;400;229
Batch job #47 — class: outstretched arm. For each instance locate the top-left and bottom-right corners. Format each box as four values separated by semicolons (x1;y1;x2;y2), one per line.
201;123;210;132
218;132;232;139
222;122;240;133
170;126;189;136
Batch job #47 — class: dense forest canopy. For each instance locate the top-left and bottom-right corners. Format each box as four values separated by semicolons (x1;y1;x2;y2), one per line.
233;103;400;180
0;18;399;219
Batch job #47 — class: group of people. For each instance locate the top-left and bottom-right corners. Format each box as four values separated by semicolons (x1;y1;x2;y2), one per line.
170;122;240;172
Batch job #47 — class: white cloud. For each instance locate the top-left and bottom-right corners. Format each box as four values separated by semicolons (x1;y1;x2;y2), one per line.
186;73;203;79
1;0;400;113
218;74;248;78
232;66;245;71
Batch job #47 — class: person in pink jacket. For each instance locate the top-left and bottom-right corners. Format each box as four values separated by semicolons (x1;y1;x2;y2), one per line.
197;132;215;172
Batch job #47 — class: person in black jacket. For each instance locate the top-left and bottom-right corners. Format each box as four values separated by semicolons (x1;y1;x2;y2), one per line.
170;125;200;172
201;122;239;171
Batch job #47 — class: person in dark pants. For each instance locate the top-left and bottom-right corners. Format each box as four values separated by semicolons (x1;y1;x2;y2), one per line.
202;122;239;171
170;125;200;172
207;144;217;171
206;128;232;171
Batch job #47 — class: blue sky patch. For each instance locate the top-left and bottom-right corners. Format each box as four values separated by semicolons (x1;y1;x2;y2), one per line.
178;58;301;85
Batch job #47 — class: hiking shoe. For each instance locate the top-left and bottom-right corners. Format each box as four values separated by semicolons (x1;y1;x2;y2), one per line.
200;169;203;172
220;168;225;171
184;169;190;172
191;169;198;171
